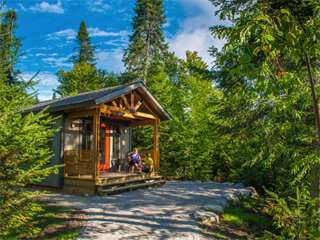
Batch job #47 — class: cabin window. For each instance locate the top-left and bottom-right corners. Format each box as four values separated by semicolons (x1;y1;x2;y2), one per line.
81;120;92;150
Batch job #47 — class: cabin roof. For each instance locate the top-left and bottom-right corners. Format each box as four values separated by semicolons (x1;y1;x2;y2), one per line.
26;81;171;121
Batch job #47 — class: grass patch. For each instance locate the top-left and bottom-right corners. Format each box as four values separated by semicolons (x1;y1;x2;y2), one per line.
200;197;281;240
223;202;273;229
3;203;87;240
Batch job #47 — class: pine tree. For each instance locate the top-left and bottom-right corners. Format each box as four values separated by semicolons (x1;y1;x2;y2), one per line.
0;9;23;86
0;2;62;236
54;62;101;97
53;62;122;97
123;0;168;85
69;20;97;66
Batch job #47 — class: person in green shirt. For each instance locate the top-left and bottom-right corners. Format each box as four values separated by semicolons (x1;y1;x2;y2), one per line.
141;153;153;177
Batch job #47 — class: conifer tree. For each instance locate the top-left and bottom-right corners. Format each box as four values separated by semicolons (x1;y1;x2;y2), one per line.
0;9;23;86
123;0;168;85
69;20;97;66
0;2;62;236
54;62;101;97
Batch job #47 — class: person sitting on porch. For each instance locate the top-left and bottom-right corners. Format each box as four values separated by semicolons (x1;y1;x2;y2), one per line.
141;153;153;177
129;148;141;174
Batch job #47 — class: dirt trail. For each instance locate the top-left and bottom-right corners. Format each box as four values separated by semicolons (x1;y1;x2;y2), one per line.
43;181;245;240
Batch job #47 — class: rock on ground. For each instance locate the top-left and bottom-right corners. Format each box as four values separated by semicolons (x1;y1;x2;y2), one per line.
222;193;238;201
194;210;219;223
246;186;259;198
233;183;245;188
211;198;230;208
201;205;224;213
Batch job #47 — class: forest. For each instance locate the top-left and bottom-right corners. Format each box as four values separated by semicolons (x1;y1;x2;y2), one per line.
1;0;319;239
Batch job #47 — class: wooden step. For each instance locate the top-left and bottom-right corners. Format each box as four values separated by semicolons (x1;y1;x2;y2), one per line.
96;176;162;190
98;180;166;196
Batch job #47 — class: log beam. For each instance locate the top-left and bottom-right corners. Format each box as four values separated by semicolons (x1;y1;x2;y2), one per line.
131;91;134;108
119;97;123;110
153;119;159;172
111;100;118;108
133;90;161;120
129;120;155;127
100;104;156;120
92;107;100;180
134;99;143;110
121;94;130;109
66;109;97;119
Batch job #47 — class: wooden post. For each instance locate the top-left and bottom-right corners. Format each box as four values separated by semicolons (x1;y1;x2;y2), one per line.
153;119;159;172
78;150;80;178
64;151;67;177
92;108;100;179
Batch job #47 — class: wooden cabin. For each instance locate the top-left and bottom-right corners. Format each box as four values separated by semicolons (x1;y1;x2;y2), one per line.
26;82;171;195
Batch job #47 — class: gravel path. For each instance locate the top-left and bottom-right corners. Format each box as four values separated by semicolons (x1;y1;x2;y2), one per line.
43;181;245;240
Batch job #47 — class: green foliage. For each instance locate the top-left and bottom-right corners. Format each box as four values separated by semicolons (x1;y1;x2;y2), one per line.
0;61;62;238
209;0;320;237
205;197;280;238
209;0;320;195
222;198;274;229
0;8;24;87
0;3;62;236
4;205;82;240
54;62;103;97
53;62;126;97
132;51;228;181
69;20;97;66
123;0;168;85
263;187;320;239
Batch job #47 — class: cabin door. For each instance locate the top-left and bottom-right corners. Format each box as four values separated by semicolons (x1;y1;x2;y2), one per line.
99;124;110;171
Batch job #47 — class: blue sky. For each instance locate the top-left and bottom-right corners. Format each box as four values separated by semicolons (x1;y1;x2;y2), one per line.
4;0;228;101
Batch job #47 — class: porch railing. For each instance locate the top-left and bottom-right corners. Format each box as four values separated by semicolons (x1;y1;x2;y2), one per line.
64;150;98;178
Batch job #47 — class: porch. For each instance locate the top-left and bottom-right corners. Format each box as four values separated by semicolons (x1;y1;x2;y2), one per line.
63;171;165;196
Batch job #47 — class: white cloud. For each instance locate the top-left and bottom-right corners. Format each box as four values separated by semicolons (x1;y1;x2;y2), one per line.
26;47;52;52
28;1;64;14
167;28;226;68
22;71;58;87
47;29;76;41
36;53;46;57
164;17;174;28
42;57;72;67
20;55;28;59
96;48;125;72
37;91;54;101
166;0;230;69
103;39;128;47
18;4;27;11
1;5;8;12
87;0;110;12
88;27;129;38
23;71;59;101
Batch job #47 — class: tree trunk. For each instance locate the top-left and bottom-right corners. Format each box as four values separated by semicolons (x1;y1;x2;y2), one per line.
305;52;320;209
143;24;151;85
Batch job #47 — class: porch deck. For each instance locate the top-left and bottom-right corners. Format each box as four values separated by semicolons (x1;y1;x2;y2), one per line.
63;171;164;196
